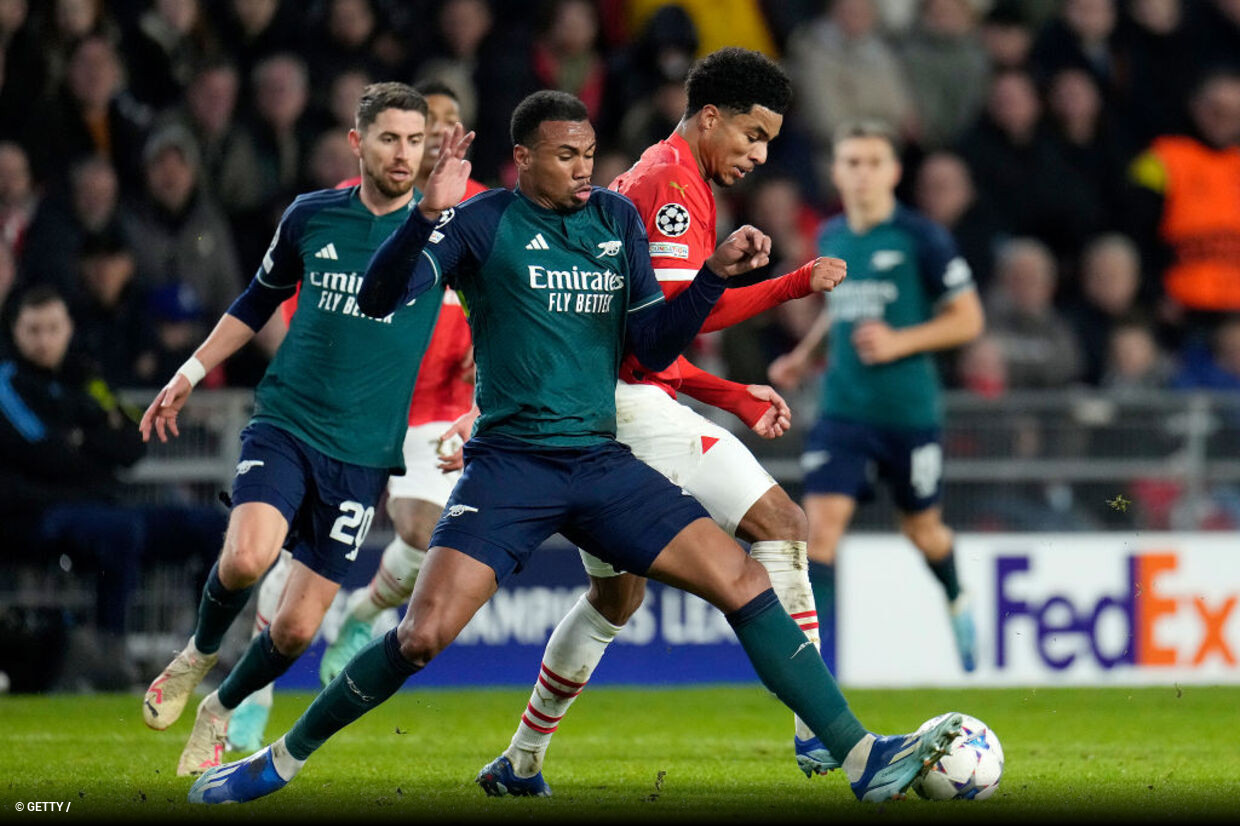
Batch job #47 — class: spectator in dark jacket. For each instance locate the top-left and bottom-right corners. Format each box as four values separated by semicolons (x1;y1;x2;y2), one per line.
0;286;225;688
69;230;159;388
22;33;151;197
19;155;125;297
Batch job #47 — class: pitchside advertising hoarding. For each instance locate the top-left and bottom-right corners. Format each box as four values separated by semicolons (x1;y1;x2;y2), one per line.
276;533;1239;688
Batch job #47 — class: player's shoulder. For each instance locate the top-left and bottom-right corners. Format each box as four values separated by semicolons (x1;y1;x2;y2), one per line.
591;185;640;217
817;212;849;240
891;203;954;248
614;145;704;198
288;186;353;214
276;188;352;239
442;187;514;226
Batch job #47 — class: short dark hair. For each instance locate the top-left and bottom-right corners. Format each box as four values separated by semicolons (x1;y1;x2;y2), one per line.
14;284;66;319
684;47;792;117
414;79;460;102
510;90;590;146
831;120;902;155
355;82;427;132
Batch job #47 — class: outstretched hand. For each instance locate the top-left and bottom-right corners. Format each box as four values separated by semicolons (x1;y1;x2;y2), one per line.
705;224;771;279
139;374;192;443
418;122;477;220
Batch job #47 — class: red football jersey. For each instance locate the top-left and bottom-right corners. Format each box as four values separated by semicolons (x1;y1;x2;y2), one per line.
610;132;816;424
278;178;487;425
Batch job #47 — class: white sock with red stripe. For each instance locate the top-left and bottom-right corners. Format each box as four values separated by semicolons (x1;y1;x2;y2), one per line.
750;540;822;743
351;537;426;622
504;593;623;777
252;551;292;639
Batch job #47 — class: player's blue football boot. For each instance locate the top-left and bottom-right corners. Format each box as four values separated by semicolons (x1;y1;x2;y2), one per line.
475;755;552;797
849;713;963;802
188;745;290;804
794;735;840;777
949;593;978;672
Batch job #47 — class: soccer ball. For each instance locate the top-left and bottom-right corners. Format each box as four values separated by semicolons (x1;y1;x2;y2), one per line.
912;713;1004;801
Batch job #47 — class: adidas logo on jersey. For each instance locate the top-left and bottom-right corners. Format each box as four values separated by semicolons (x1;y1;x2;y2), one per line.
314;243;340;260
525;233;550;250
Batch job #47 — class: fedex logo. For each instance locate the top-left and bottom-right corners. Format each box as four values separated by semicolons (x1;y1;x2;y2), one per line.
996;553;1237;670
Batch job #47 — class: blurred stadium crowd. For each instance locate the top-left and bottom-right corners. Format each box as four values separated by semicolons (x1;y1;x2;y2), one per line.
2;0;1240;396
2;0;1240;689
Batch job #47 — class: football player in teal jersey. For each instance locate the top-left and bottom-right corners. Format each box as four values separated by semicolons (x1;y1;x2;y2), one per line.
139;82;447;777
769;121;986;673
188;92;964;807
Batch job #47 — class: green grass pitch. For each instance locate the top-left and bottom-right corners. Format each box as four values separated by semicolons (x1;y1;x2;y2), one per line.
2;684;1238;825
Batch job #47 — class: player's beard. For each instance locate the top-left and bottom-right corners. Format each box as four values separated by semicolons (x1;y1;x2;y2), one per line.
363;159;415;200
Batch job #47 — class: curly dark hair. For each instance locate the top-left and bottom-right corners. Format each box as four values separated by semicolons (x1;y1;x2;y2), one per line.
510;90;590;146
684;47;792;117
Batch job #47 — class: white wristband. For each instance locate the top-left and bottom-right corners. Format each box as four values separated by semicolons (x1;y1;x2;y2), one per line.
176;356;207;388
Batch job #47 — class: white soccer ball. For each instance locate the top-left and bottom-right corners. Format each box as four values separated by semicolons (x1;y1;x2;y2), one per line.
912;713;1004;801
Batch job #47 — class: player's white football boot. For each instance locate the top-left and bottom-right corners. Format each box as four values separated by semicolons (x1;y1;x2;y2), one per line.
177;693;231;777
143;637;218;730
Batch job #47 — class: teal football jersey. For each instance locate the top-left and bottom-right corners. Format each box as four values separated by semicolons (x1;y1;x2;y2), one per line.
817;204;974;429
419;188;665;447
244;187;443;470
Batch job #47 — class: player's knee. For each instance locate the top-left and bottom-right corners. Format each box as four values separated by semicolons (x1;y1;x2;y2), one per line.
735;555;774;600
268;620;316;657
219;540;275;587
398;520;436;554
394;617;449;668
587;577;644;625
903;517;952;556
744;490;808;541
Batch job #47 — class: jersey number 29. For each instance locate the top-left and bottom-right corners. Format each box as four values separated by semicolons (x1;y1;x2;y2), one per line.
330;501;376;561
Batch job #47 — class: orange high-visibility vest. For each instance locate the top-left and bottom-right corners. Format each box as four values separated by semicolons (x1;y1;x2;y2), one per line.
1136;136;1240;311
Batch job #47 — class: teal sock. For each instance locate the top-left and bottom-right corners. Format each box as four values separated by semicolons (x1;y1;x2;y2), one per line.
217;627;297;709
284;629;419;761
727;589;867;759
194;562;254;655
926;549;961;601
807;560;835;673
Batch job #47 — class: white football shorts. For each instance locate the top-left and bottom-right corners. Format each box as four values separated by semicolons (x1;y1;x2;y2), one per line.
385;421;464;507
579;381;777;578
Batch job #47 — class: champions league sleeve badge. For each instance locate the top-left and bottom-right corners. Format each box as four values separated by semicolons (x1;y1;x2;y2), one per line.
654;203;691;238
